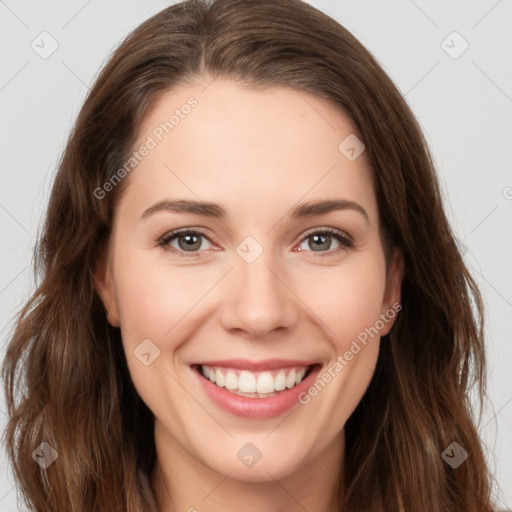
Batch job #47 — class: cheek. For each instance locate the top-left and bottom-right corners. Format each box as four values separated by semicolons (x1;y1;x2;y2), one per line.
294;255;387;350
112;253;209;421
113;250;213;343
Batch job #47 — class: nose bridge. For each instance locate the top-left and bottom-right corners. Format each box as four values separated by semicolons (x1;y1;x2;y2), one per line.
220;241;298;337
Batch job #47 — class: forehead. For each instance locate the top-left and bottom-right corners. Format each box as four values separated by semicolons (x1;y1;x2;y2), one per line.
120;78;377;224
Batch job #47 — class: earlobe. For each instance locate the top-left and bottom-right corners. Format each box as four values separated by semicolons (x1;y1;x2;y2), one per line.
93;250;120;327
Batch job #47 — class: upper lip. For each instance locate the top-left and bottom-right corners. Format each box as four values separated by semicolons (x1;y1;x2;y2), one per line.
192;358;319;371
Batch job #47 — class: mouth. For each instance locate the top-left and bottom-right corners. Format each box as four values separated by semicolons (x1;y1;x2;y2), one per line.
193;364;314;398
190;359;322;418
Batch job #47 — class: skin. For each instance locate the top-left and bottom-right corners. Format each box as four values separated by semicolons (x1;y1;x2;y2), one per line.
95;76;403;512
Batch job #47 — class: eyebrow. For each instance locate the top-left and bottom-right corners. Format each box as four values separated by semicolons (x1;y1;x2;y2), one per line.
141;198;369;223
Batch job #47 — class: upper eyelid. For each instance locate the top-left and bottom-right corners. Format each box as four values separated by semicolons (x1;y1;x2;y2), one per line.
300;226;352;242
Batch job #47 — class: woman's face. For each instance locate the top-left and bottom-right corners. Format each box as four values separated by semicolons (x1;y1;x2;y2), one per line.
95;77;402;483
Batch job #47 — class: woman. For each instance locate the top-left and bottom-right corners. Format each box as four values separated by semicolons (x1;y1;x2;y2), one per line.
1;0;496;510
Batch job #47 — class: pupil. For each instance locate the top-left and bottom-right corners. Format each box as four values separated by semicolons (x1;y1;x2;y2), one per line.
179;234;201;251
310;234;330;251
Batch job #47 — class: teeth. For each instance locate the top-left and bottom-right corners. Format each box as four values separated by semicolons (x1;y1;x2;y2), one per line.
274;371;286;391
286;369;296;389
225;372;238;390
200;365;310;395
239;371;256;393
215;369;225;388
256;372;274;394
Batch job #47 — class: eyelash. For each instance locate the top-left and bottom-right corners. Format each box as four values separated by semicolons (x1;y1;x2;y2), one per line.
157;227;354;258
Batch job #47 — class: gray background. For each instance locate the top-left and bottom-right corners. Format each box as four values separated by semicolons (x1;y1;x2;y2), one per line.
1;0;511;510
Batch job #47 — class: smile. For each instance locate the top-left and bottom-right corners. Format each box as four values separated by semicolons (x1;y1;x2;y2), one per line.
191;359;322;418
200;365;311;397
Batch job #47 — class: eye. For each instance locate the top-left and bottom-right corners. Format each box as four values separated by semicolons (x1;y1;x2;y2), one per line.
295;228;353;256
158;227;354;258
158;229;215;257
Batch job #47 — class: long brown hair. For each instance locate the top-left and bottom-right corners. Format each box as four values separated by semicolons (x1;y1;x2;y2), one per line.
2;0;495;510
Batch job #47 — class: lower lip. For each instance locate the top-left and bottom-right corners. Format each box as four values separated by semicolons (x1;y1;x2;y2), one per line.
193;364;321;419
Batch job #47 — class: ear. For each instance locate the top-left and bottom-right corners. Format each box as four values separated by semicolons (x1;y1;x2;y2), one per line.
379;248;404;336
93;244;120;327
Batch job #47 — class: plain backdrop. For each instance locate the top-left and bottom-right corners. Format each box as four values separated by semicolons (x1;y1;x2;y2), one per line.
1;0;511;510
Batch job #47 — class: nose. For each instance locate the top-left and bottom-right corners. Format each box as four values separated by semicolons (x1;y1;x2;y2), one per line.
219;250;299;339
